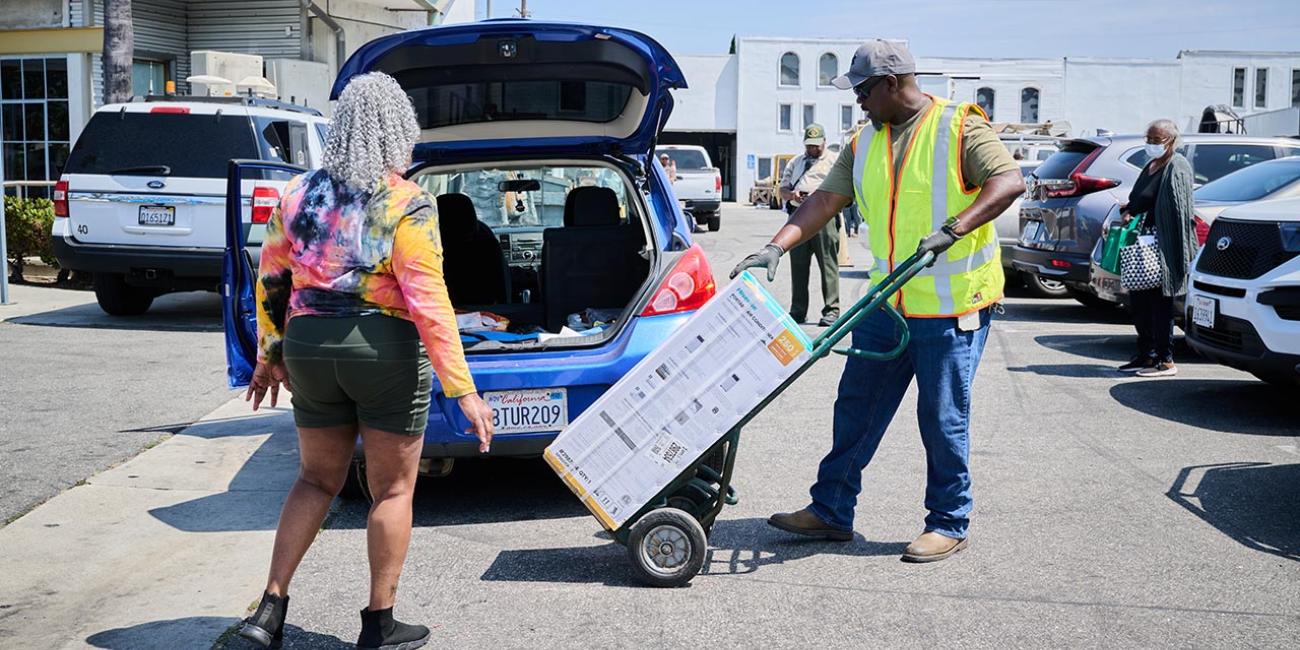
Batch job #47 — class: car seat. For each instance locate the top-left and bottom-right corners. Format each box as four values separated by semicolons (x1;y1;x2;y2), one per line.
436;193;510;306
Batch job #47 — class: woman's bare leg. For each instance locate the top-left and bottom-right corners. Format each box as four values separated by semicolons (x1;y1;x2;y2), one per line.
265;424;358;596
359;425;423;610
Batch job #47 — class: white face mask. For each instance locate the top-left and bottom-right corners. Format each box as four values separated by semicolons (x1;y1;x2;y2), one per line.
1144;142;1168;158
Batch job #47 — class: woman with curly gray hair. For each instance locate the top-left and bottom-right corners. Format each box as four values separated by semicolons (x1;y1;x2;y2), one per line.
238;72;493;649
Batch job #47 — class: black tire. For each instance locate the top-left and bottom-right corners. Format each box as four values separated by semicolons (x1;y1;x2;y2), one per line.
92;272;154;316
1022;272;1069;299
1066;287;1114;309
626;507;707;587
338;460;371;501
707;213;721;232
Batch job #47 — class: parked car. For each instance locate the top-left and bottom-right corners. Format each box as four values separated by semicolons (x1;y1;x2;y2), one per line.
1184;197;1300;387
1089;154;1300;306
222;21;714;485
51;95;328;315
657;144;722;231
1011;134;1300;308
994;160;1066;297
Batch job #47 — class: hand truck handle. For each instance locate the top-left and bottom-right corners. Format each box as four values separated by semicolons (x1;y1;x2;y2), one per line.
832;300;910;360
811;249;935;360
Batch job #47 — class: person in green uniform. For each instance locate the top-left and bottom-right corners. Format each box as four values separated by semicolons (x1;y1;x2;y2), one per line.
779;123;841;326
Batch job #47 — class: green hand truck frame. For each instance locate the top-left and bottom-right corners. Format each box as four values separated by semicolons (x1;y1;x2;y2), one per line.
609;249;937;587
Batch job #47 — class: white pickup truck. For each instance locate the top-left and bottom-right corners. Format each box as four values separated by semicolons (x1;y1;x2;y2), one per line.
656;144;722;231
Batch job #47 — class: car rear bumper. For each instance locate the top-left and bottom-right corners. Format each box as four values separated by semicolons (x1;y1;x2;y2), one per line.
683;199;720;214
1008;246;1090;286
54;236;226;287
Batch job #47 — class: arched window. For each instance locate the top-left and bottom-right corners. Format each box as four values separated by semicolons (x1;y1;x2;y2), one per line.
1020;87;1040;123
976;87;996;118
779;52;800;87
818;53;838;86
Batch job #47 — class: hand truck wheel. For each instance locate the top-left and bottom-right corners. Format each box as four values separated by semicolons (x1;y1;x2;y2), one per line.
625;507;707;587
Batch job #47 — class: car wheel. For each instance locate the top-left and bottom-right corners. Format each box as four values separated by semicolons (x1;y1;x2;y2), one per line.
1022;272;1069;299
338;460;371;501
92;272;154;316
707;213;721;232
1066;287;1114;309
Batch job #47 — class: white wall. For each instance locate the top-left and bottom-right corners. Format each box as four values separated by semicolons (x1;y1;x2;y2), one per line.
665;55;737;132
443;0;477;24
1179;51;1300;130
1062;59;1182;136
311;0;428;74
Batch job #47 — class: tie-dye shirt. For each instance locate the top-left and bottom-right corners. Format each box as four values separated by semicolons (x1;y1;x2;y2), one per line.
255;169;476;398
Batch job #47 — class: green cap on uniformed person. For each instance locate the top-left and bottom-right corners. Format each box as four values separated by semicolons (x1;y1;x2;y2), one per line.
803;123;826;146
831;39;916;90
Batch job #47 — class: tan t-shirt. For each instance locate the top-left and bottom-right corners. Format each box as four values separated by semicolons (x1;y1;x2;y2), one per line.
819;99;1018;198
780;150;839;207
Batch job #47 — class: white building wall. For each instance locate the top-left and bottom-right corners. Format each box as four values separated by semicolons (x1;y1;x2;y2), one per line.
664;54;737;132
1061;59;1181;137
1178;51;1300;130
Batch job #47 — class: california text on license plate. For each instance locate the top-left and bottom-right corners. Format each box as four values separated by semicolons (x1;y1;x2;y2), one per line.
485;388;568;434
1192;295;1217;328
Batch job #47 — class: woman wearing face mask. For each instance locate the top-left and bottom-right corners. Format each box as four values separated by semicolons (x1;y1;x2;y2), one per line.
1117;118;1198;377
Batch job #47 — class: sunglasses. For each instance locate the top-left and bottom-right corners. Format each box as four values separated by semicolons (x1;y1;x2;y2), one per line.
853;76;888;101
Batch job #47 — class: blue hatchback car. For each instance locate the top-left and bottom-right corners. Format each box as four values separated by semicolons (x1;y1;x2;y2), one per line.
221;20;715;483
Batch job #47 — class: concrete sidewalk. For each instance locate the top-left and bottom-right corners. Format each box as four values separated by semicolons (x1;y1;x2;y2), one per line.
0;398;296;649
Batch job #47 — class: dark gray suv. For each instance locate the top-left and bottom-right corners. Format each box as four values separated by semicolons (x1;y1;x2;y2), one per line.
1010;134;1300;307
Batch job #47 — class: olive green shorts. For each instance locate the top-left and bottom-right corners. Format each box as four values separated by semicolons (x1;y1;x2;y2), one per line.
283;314;432;436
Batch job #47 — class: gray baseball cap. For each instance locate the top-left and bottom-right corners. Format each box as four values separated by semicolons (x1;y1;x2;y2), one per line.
831;40;916;90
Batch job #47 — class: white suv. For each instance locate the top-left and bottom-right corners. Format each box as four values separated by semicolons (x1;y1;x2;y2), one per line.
1185;197;1300;387
52;96;328;315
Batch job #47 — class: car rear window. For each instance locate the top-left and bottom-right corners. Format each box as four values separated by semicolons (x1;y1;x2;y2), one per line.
1032;141;1098;179
405;80;633;130
1194;158;1300;202
64;111;260;178
1191;143;1277;184
658;148;707;170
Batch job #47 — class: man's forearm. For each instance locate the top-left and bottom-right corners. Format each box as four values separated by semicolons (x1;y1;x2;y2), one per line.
770;190;853;251
947;170;1026;236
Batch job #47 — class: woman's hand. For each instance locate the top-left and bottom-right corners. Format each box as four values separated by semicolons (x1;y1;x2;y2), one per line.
459;393;495;453
246;362;291;411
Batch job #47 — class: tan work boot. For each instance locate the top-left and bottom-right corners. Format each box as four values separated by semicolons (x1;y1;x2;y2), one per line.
767;508;853;541
901;531;968;563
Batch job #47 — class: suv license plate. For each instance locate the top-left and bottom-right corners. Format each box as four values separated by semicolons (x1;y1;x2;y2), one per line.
1021;220;1043;245
138;205;175;226
1191;295;1217;329
484;388;568;434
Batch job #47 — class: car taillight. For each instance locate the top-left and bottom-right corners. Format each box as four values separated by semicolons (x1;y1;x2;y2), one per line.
53;178;69;217
1193;213;1210;247
715;172;722;192
1043;173;1120;199
641;244;716;316
251;186;279;224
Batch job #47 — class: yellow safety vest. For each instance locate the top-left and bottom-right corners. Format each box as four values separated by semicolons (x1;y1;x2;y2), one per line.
851;98;1004;317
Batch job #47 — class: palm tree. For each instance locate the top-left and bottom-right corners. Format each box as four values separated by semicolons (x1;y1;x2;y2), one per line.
102;0;134;104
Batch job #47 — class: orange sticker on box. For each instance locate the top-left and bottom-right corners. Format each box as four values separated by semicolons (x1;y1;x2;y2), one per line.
766;330;802;366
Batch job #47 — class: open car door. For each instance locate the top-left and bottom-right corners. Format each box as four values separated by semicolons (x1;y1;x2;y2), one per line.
222;159;306;387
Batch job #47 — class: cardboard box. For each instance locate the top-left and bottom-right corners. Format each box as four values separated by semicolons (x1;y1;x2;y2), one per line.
544;271;813;530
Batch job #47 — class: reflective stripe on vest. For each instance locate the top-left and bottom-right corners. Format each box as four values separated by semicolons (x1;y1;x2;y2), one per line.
852;98;1004;317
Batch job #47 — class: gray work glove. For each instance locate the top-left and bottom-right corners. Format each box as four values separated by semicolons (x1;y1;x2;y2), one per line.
917;225;962;265
729;243;784;281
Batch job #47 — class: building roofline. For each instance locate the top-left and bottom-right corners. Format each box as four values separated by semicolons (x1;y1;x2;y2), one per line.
1179;49;1300;58
736;35;907;45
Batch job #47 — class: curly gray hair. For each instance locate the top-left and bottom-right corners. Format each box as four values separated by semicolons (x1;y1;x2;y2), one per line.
1147;118;1181;149
323;72;421;189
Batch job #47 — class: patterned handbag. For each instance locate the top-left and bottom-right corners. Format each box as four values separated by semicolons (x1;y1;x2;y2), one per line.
1120;233;1162;292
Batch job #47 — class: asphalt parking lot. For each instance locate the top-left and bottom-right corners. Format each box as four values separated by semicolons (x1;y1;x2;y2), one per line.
228;203;1297;647
2;202;1296;647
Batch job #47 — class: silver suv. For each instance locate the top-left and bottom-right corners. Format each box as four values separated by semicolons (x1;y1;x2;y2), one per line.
1009;134;1300;307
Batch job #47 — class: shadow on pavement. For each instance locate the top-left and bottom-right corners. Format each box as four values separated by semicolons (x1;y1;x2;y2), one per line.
1110;379;1296;435
999;301;1130;325
1006;363;1119;378
1167;462;1300;562
86;617;350;650
7;291;222;332
478;517;907;586
1034;333;1203;364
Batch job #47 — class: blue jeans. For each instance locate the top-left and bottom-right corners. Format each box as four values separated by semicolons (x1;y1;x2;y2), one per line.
807;306;991;539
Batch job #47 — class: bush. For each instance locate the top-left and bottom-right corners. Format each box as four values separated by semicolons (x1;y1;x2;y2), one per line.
4;195;58;280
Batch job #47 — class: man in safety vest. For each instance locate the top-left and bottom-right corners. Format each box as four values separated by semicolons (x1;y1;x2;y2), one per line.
731;40;1025;562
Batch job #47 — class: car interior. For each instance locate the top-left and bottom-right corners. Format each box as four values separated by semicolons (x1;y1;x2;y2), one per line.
413;162;654;350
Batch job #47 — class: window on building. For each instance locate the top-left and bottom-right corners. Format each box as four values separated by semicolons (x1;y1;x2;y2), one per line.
840;104;854;132
778;103;792;131
1255;68;1269;108
1020;87;1040;123
132;60;168;96
1292;69;1300;107
1232;67;1246;107
803;104;815;130
779;52;800;86
757;157;772;182
818;53;838;87
1;57;70;198
976;87;995;118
